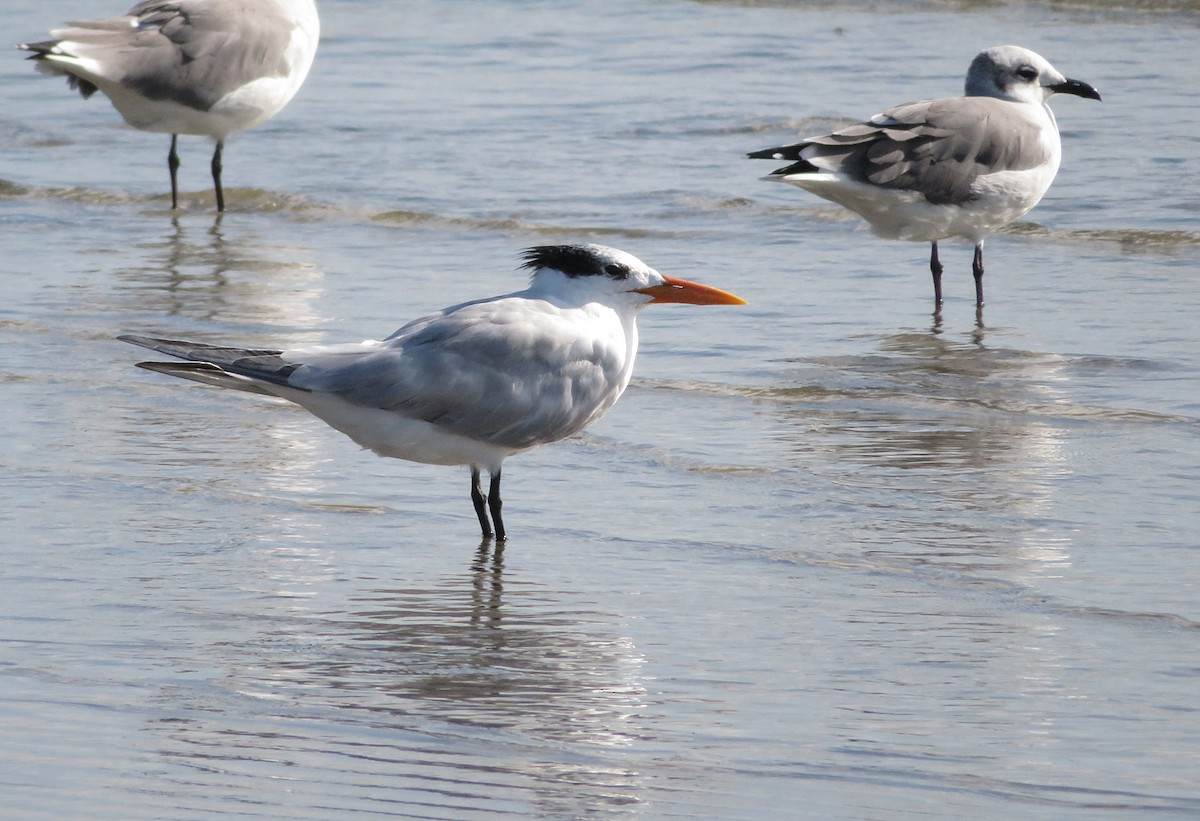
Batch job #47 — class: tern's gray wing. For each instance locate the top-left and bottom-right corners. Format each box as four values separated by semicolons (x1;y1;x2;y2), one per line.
289;304;623;450
31;0;295;109
119;335;303;394
752;97;1055;206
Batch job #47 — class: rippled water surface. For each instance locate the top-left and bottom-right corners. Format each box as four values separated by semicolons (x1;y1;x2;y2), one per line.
2;1;1199;818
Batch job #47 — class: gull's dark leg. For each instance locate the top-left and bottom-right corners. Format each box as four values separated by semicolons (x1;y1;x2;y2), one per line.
211;139;226;212
471;467;493;539
488;470;505;542
168;134;180;210
929;241;944;305
972;242;985;308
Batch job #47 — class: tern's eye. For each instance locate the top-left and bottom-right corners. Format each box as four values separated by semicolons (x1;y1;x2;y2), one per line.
1016;65;1038;81
604;263;631;279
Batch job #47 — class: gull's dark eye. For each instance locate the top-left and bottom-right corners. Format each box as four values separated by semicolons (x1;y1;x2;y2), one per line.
604;263;631;279
1016;65;1038;81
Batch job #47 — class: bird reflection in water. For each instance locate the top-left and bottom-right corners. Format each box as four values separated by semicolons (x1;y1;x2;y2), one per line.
931;298;988;337
469;538;505;629
138;537;647;817
769;324;1074;574
115;213;324;332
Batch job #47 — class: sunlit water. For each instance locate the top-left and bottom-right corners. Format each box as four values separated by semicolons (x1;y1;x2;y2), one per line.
2;1;1199;818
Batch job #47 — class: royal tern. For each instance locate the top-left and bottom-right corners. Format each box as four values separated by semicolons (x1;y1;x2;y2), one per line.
120;244;747;541
749;45;1100;307
18;0;320;211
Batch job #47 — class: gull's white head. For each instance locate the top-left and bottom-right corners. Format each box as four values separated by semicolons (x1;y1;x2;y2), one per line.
520;244;747;308
965;45;1101;105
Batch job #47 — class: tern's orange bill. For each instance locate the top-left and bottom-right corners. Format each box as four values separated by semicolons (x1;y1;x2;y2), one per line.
635;276;747;306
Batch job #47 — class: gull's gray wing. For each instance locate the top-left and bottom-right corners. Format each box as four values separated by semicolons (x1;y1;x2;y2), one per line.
25;0;296;108
750;96;1056;206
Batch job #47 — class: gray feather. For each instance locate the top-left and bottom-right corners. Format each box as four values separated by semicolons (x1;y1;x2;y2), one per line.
765;96;1055;206
26;0;297;110
119;334;304;389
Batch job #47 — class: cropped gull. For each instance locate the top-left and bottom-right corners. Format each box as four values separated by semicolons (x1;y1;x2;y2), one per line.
749;45;1100;307
120;244;747;542
19;0;320;211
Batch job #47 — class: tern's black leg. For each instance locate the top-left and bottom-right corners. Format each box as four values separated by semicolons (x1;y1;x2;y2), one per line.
211;139;225;212
488;470;505;542
972;242;985;308
929;241;944;305
168;134;180;210
471;467;493;539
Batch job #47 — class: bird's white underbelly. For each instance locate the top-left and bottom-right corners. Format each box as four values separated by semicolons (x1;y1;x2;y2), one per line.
777;159;1061;243
295;392;520;472
60;22;317;138
100;88;242;136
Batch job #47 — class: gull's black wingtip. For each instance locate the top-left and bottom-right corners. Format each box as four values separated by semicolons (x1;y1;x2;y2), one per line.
748;143;810;162
747;146;783;160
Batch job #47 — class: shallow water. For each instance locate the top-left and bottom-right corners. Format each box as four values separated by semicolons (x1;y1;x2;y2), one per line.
2;0;1199;818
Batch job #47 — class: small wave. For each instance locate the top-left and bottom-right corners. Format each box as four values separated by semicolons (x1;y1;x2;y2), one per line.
741;116;859;137
625;116;858;139
694;0;1200;18
0;179;33;197
1;178;690;239
1005;222;1200;250
639;369;1200;427
1074;605;1200;630
371;209;674;238
0;178;325;212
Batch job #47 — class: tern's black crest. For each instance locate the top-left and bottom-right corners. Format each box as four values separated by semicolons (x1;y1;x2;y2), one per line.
520;245;631;280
